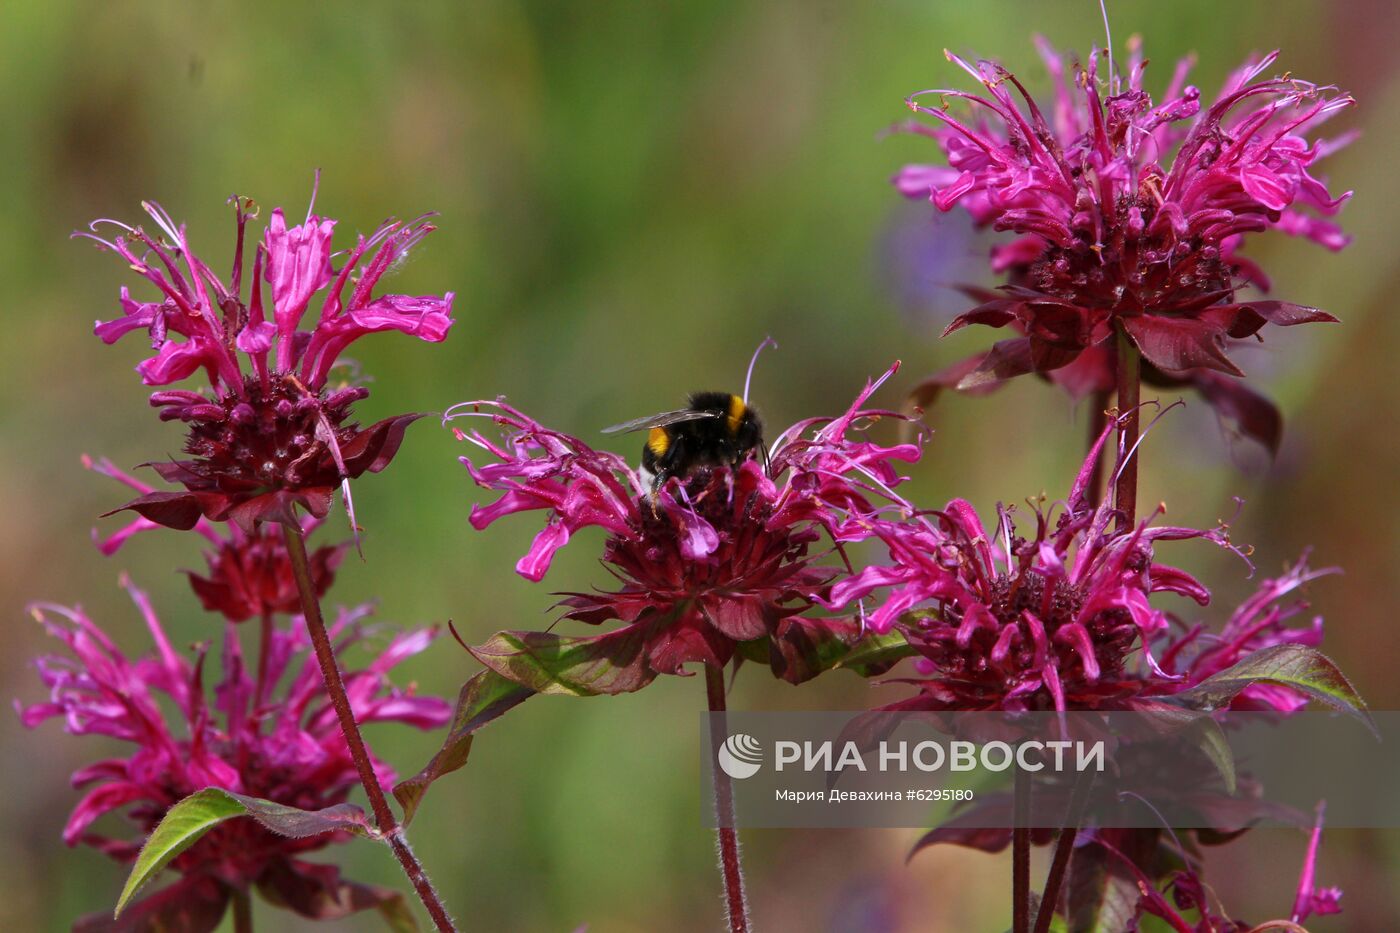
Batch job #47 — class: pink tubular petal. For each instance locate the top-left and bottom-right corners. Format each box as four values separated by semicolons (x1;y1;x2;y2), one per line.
1292;802;1342;922
63;782;151;846
516;521;571;581
264;208;335;367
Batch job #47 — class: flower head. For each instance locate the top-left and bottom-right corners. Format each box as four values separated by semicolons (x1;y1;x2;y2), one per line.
18;578;450;923
830;424;1327;712
85;455;346;623
80;183;454;531
449;364;921;685
896;41;1352;443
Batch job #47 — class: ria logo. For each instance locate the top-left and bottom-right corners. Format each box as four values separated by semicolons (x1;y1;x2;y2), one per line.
717;733;763;780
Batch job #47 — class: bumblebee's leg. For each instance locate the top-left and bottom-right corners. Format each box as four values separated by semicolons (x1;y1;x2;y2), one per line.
649;434;685;514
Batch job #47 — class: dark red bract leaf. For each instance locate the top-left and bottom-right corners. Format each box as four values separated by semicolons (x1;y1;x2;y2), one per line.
256;859;411;925
107;491;219;531
1122;315;1242;376
339;413;426;475
74;875;229;933
1192;370;1284;455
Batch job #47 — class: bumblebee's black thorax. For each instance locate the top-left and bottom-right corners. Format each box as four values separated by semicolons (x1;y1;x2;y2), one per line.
641;391;763;489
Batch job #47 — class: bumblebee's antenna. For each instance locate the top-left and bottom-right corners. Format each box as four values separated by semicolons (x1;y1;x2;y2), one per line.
743;336;778;404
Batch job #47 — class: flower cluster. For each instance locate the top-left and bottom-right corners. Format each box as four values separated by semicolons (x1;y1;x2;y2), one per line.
896;41;1352;449
19;578;450;926
450;365;921;685
829;427;1326;714
86;455;345;623
81;188;454;530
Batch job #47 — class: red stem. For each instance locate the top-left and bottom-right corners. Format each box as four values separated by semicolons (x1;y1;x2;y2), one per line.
232;888;252;933
1012;768;1031;933
255;612;273;705
1113;326;1142;531
1033;772;1095;933
282;524;457;933
705;664;751;933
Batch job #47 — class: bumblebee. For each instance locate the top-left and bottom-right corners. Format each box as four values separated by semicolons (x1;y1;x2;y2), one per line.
603;391;765;495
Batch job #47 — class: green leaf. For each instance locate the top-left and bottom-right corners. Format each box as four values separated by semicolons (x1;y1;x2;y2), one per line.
1182;716;1236;795
764;617;916;685
835;629;917;676
393;669;535;825
469;625;656;696
116;789;244;917
1169;644;1373;732
116;789;374;917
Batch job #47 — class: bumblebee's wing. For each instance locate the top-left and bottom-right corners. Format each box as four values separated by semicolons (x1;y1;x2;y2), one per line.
601;409;723;435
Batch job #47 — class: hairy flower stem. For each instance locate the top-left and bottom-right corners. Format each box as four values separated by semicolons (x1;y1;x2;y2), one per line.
232;888;252;933
1012;767;1031;933
282;524;457;933
705;664;751;933
1033;772;1095;933
1113;326;1142;532
255;612;273;704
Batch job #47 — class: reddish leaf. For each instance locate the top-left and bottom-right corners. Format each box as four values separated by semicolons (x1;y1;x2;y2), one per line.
941;298;1022;337
257;859;417;930
956;338;1037;389
393;669;534;825
339;413;425;476
1192;370;1283;455
1121;315;1243;376
228;793;375;839
904;352;1004;421
765;618;914;685
1066;833;1154;933
1198;300;1339;340
76;876;229;933
104;491;213;531
1169;644;1372;732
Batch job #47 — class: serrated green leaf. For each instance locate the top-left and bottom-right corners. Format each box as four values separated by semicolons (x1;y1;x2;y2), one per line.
1170;644;1373;733
116;789;374;917
115;789;245;917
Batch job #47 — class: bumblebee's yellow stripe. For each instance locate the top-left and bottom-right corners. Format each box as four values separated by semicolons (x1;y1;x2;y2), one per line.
647;427;670;456
727;395;746;436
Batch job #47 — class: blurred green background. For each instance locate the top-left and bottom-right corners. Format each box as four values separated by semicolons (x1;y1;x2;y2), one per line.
3;0;1397;929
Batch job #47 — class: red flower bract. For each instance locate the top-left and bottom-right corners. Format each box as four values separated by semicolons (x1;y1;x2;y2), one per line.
80;185;454;531
830;425;1328;713
448;365;922;685
895;40;1353;450
17;579;450;926
85;455;345;624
